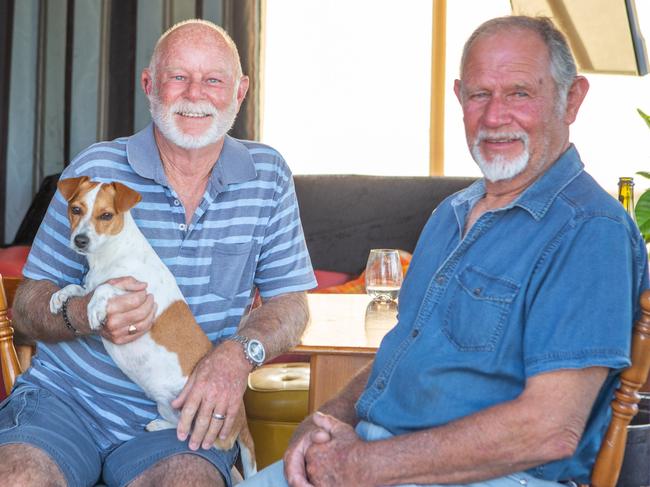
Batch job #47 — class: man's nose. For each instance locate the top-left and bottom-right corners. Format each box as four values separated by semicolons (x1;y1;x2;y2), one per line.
482;96;512;127
186;80;204;101
74;234;89;250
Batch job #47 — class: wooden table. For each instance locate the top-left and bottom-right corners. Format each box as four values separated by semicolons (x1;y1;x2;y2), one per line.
294;294;398;412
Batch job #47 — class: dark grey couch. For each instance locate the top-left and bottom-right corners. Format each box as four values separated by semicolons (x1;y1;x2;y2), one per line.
294;175;476;275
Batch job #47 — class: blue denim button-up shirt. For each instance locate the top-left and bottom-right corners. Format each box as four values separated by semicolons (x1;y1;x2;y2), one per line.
355;146;649;482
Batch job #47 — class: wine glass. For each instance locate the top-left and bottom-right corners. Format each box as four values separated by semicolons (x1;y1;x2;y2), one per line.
364;249;403;302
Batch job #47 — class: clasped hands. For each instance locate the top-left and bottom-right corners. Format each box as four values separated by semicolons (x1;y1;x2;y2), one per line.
285;412;371;487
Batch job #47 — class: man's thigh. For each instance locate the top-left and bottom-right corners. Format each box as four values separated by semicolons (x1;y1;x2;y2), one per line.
102;428;238;487
0;386;104;486
239;461;565;487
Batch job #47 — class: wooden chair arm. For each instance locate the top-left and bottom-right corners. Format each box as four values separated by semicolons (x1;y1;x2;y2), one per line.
0;275;22;396
591;289;650;487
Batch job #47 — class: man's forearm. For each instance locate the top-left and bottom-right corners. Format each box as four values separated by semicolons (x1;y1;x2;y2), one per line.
319;362;371;425
355;367;607;486
13;279;91;342
237;291;309;361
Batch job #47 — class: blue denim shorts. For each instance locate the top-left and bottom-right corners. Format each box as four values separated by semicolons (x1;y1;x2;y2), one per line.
0;385;238;487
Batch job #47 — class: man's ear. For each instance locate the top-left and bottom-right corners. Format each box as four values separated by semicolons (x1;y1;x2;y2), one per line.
141;68;154;96
236;76;250;107
58;176;90;201
453;79;463;105
563;76;589;125
112;182;142;213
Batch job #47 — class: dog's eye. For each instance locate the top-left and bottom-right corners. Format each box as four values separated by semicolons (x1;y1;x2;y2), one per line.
99;212;113;221
71;206;82;215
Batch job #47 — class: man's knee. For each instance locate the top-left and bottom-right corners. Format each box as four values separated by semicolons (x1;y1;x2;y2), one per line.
0;444;66;487
129;453;226;487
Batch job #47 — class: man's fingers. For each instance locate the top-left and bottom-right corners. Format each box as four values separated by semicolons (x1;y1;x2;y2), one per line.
311;411;340;432
107;276;148;291
310;428;331;444
284;438;315;487
188;399;223;450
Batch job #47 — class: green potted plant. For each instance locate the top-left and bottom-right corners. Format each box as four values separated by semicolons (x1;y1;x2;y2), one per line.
635;109;650;243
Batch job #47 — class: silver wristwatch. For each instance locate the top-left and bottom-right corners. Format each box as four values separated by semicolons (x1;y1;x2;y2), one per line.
227;334;266;369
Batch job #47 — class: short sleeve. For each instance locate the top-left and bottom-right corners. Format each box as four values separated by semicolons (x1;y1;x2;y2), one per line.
523;216;636;377
22;168;87;286
254;173;316;298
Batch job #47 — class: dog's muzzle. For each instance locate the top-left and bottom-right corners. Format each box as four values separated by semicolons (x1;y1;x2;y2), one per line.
74;233;90;251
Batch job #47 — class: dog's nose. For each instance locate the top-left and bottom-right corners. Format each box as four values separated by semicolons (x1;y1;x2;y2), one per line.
74;234;89;250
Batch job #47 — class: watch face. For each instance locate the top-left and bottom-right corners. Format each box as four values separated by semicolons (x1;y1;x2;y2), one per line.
247;339;265;363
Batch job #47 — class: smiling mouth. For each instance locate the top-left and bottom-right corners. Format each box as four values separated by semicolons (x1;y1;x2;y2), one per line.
176;112;212;118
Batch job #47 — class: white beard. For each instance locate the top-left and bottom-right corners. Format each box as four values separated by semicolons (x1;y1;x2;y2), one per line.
149;95;239;149
471;130;530;182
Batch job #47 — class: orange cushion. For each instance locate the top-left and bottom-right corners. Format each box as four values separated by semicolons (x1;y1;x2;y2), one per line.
0;245;30;277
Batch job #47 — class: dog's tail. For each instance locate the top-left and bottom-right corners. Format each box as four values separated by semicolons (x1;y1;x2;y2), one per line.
237;426;257;479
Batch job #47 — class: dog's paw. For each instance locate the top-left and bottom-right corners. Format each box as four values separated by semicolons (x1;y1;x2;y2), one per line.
146;419;176;432
87;284;123;330
49;285;85;314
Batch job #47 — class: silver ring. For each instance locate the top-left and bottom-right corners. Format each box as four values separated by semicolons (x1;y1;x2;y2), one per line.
212;412;226;421
127;324;137;335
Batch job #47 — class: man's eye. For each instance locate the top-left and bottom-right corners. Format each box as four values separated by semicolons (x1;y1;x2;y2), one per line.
174;75;185;81
71;206;82;215
207;78;221;84
99;213;113;221
513;91;529;98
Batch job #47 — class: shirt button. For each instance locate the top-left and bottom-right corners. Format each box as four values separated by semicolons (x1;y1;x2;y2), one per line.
179;223;187;231
173;199;181;206
411;329;419;338
436;276;445;284
376;380;385;390
473;288;482;296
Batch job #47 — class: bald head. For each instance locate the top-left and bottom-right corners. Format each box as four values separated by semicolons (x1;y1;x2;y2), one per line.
148;19;243;89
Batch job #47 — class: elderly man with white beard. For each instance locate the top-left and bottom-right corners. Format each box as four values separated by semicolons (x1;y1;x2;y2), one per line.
0;19;316;487
241;15;649;487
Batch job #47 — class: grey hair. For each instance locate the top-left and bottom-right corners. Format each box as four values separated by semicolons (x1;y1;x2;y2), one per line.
459;16;576;113
148;19;243;88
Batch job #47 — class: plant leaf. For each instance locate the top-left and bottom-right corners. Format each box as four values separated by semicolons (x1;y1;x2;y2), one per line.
638;108;650;130
635;190;650;242
636;171;650;180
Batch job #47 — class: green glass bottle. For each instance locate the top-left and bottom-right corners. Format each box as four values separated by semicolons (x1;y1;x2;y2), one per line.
618;177;636;222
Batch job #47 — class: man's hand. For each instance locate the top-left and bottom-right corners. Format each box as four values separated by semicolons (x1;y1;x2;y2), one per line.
98;276;156;344
301;412;370;487
171;340;251;450
284;413;332;487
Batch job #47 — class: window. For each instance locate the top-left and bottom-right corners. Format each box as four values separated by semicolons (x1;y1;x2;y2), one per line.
262;0;432;176
263;1;650;194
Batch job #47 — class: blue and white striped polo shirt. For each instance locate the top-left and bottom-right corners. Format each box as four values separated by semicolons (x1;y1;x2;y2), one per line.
19;123;316;444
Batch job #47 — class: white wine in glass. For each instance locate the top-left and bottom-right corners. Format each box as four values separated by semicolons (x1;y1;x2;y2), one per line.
365;249;403;302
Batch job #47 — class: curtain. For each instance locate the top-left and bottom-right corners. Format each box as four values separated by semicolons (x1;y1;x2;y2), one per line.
223;0;263;141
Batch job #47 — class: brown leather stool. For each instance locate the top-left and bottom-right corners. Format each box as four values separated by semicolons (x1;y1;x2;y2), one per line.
244;362;310;469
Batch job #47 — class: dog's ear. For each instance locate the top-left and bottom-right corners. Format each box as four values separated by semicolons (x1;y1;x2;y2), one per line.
57;176;90;201
111;182;142;212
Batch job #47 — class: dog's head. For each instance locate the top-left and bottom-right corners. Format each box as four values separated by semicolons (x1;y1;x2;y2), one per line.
57;176;142;254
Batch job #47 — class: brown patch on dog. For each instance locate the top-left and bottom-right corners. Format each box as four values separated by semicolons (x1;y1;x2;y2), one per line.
58;177;100;233
150;300;212;376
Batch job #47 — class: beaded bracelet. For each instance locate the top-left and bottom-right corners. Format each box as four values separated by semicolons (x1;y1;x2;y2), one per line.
61;297;81;336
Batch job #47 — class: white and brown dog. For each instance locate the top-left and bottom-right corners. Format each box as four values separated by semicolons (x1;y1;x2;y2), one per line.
49;176;256;478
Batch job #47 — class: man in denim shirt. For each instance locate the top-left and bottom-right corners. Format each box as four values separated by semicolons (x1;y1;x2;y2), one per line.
243;15;649;487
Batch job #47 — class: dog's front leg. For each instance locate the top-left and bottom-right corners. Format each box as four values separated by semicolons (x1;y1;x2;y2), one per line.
50;284;87;314
87;283;125;330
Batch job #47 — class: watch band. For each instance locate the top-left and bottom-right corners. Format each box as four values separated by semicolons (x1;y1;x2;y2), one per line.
226;334;264;369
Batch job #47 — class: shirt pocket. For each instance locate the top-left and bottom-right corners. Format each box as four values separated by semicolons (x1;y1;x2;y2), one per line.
209;241;258;299
442;266;519;352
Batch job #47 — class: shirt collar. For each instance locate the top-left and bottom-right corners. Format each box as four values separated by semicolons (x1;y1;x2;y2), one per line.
452;144;584;221
126;123;257;188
